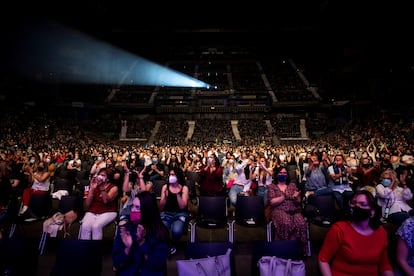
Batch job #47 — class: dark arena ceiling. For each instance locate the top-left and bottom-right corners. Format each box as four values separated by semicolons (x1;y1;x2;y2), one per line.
1;1;413;108
3;1;411;63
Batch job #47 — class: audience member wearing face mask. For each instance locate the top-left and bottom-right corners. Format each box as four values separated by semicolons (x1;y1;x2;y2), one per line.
19;161;51;219
113;191;170;276
79;167;119;240
198;154;225;196
268;166;309;256
319;190;394;276
158;169;189;256
376;168;413;226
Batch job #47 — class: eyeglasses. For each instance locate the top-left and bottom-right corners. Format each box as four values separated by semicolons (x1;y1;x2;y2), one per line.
349;200;370;208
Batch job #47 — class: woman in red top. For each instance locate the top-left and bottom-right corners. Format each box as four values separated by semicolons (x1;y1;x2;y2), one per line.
198;154;225;196
318;190;394;276
79;167;119;240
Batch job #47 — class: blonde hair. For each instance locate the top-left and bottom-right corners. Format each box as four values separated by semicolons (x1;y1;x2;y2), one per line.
380;168;398;185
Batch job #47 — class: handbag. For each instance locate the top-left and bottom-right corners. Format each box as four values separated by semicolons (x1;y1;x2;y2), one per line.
42;212;65;238
62;210;77;238
258;256;305;276
63;210;78;225
176;248;232;276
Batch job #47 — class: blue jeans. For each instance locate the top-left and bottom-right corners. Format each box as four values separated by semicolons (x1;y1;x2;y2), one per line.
307;187;333;206
332;190;354;210
256;186;269;206
161;211;189;246
313;187;333;197
228;185;244;206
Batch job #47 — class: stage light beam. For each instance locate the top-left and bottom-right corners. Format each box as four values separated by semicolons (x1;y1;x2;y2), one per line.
7;19;210;89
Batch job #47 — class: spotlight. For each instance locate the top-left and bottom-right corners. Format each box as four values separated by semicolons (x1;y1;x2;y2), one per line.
9;19;211;89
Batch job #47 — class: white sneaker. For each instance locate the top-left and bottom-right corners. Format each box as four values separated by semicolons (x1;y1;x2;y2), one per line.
322;220;331;225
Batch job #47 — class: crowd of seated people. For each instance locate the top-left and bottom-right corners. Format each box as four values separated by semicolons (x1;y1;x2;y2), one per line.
119;114;311;146
153;119;189;146
124;117;156;140
238;119;274;145
189;119;236;145
0;106;413;273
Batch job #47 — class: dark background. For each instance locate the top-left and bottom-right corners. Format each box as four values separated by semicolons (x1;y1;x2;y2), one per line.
1;1;413;107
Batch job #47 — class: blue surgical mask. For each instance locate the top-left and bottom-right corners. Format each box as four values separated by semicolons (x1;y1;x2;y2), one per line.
277;174;287;182
382;179;391;187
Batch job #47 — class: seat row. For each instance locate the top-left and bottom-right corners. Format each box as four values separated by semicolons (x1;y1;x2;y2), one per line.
5;193;119;255
6;192;323;257
190;195;270;243
7;194;269;251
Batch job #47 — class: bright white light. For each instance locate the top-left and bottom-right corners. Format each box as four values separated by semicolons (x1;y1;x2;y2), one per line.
9;19;210;89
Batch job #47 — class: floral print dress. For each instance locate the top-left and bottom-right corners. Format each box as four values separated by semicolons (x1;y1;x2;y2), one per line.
395;216;414;275
268;182;308;255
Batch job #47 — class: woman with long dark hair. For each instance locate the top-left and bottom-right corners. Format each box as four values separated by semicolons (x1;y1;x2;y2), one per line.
112;191;170;276
159;168;189;255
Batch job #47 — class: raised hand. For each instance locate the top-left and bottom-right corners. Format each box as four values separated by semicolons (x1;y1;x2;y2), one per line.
120;225;133;249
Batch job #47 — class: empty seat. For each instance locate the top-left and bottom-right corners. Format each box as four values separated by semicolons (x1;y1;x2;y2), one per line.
232;195;267;242
9;193;53;238
189;196;233;243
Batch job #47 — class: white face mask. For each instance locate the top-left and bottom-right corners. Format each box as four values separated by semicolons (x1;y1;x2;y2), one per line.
169;175;178;184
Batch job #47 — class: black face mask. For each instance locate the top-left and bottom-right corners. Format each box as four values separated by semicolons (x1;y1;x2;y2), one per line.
362;164;370;168
350;206;371;222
